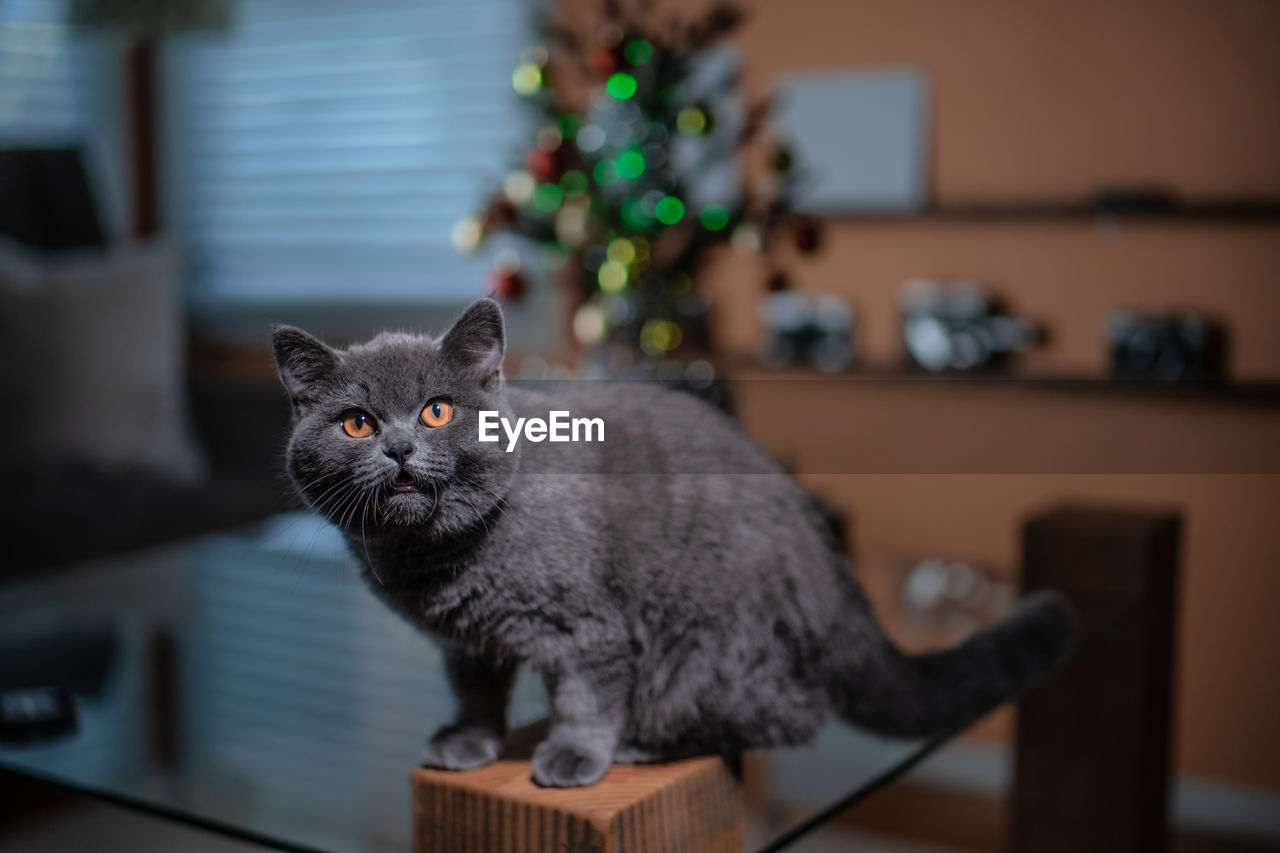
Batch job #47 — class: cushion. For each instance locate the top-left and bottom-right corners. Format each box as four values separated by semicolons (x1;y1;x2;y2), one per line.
0;238;205;483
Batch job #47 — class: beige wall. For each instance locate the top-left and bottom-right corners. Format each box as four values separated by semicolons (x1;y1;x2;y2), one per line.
560;0;1280;790
556;0;1280;789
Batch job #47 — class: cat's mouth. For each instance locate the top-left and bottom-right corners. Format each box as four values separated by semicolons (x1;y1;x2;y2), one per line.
391;471;422;494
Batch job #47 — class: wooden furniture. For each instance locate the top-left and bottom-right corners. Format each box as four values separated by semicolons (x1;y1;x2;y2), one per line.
412;725;742;853
1013;506;1181;853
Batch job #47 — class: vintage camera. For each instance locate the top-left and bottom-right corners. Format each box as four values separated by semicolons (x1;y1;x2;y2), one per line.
1105;311;1225;383
759;292;856;373
900;279;1039;372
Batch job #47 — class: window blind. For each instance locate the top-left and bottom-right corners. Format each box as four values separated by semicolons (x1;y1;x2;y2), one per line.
0;0;84;144
165;0;533;310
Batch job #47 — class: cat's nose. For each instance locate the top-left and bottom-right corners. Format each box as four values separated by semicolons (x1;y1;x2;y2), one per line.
383;437;415;465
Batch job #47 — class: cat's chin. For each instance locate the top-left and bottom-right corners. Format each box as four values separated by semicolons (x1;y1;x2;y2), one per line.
377;492;436;527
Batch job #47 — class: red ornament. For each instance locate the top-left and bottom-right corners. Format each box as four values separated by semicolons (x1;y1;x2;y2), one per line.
792;218;821;254
488;267;527;302
588;46;618;77
525;148;557;180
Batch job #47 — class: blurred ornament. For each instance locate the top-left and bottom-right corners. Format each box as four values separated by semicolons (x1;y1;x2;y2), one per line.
606;237;636;264
512;62;543;96
654;196;685;225
531;183;564;213
535;126;563;152
771;146;795;173
521;44;549;67
589;46;619;76
639;318;683;355
597;259;629;292
615;149;646;179
554;198;592;248
596;21;624;48
525;148;557;180
699;204;730;231
623;38;654;66
791;217;821;253
488;253;527;302
573;301;608;346
676;105;712;136
731;222;763;253
502;170;537;206
450;216;483;253
559;170;589;197
575;124;607;153
606;72;638;100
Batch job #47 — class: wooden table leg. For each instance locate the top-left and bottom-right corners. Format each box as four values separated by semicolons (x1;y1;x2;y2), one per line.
1012;506;1180;853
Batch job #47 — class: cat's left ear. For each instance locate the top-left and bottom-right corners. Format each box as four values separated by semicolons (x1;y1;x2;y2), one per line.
440;298;505;385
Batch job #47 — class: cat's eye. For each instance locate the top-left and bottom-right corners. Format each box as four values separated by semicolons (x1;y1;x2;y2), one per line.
341;411;376;438
420;399;453;428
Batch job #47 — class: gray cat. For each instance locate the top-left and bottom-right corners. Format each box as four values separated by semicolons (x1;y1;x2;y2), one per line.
272;298;1072;788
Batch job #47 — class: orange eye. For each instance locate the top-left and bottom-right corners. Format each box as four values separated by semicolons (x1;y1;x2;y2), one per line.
341;412;375;438
421;400;453;428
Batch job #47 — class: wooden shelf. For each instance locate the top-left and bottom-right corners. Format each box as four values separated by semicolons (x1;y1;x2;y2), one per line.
728;362;1280;408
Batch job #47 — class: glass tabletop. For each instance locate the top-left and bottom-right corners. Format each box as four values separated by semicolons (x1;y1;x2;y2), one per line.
0;513;1119;852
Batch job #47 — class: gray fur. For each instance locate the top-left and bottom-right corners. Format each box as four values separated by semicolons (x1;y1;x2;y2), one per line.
273;298;1074;788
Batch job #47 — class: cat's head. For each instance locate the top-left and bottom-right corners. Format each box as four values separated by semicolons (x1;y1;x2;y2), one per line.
272;298;516;536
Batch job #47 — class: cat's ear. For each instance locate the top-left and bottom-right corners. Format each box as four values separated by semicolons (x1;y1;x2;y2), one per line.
272;324;342;409
440;298;506;384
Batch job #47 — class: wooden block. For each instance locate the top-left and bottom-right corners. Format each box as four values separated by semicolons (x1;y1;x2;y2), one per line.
413;723;743;853
1012;505;1180;853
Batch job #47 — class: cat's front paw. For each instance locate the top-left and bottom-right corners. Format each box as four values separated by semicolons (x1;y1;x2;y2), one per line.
530;736;612;788
422;724;502;771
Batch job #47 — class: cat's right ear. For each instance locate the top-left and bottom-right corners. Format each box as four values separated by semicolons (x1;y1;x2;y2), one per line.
272;324;342;411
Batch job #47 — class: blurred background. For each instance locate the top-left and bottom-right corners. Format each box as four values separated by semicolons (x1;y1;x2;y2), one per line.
1;0;1277;850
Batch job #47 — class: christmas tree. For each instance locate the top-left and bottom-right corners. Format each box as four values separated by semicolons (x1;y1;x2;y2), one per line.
452;0;822;365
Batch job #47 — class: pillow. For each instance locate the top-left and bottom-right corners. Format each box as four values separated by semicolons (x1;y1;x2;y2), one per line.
0;238;205;483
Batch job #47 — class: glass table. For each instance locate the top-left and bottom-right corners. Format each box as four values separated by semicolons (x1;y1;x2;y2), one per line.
0;512;1136;852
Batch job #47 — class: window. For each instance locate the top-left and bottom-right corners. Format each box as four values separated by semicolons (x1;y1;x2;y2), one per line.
165;0;534;311
0;0;85;144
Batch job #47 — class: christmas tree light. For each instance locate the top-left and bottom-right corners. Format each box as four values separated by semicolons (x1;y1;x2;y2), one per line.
457;1;824;362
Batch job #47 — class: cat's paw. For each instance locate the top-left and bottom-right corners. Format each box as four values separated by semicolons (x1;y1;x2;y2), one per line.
422;724;502;771
530;737;611;788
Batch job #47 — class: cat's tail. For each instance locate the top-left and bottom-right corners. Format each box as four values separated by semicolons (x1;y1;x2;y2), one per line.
834;590;1075;738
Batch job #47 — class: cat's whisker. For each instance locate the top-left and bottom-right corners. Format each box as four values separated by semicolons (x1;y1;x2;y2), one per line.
452;487;490;537
450;472;514;520
358;488;384;587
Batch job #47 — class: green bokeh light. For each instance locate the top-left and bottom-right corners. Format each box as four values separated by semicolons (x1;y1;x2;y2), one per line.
615;149;646;180
605;72;638;100
532;183;563;212
699;204;730;231
559;170;588;196
556;113;582;138
623;39;654;66
654;196;685;225
621;198;655;229
593;160;620;187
